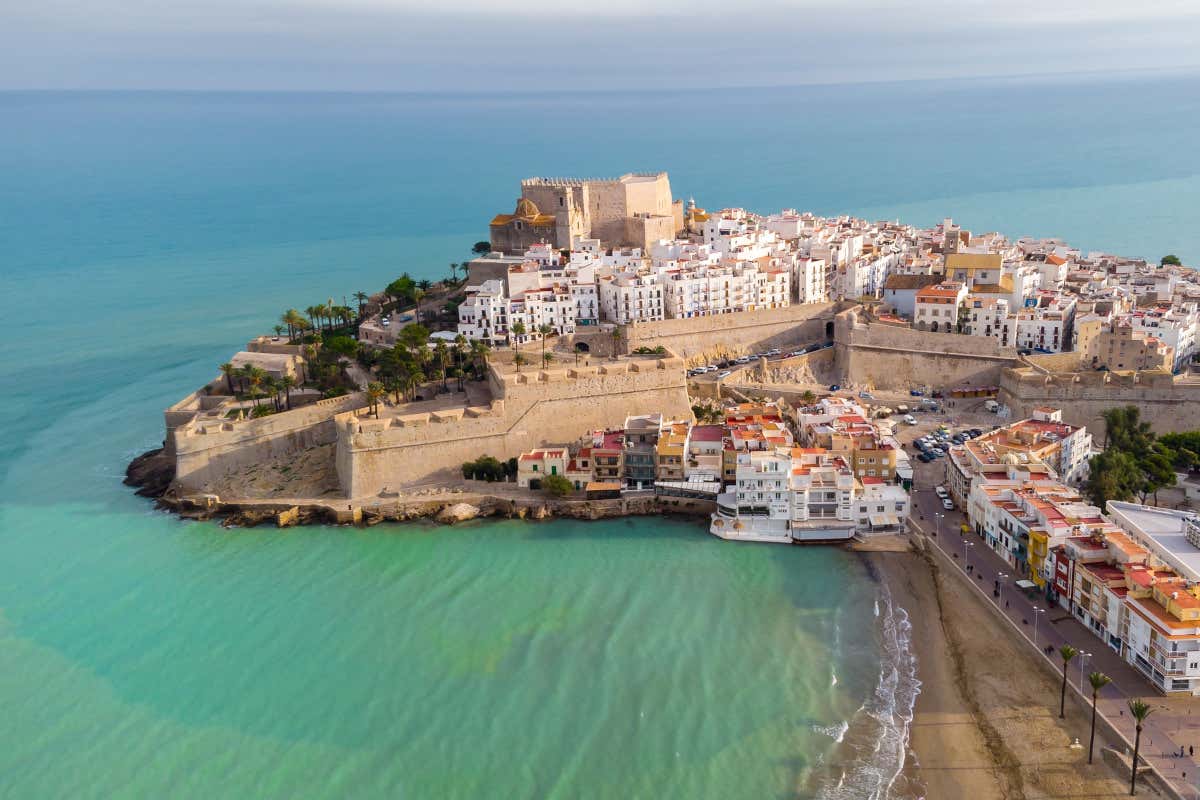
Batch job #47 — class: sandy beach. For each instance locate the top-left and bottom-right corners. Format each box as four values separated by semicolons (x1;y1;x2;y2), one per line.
871;546;1168;800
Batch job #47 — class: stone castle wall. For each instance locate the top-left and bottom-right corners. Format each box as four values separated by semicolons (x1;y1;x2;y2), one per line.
1000;367;1200;439
335;357;692;497
172;393;368;491
834;309;1017;389
618;302;837;362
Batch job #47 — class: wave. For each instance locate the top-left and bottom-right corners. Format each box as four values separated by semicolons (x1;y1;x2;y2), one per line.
809;582;922;800
813;720;849;744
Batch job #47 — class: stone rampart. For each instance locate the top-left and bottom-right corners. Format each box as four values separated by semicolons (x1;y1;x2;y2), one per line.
622;303;837;361
173;393;368;491
1000;367;1200;439
336;358;691;496
834;309;1017;389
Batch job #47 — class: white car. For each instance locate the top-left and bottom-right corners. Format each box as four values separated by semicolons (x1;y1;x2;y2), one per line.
941;498;954;510
717;370;731;378
903;414;917;425
934;486;948;498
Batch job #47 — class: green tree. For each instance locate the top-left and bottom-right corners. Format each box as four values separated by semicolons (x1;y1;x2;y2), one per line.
1058;644;1077;718
1128;698;1153;795
1161;254;1182;266
541;473;573;497
353;291;370;318
538;323;553;367
511;320;526;343
472;241;491;255
385;275;416;311
366;381;385;418
282;308;306;342
273;324;285;339
220;362;238;395
513;352;528;373
610;324;624;359
324;335;360;359
280;375;297;410
800;389;817;406
542;351;554;368
1087;671;1111;764
1084;449;1142;508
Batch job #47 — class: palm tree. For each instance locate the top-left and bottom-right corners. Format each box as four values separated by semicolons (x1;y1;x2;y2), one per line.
448;262;459;283
470;340;489;378
610;324;623;359
513;352;528;373
538;323;553;367
366;381;385;418
353;291;369;318
1128;698;1153;795
435;341;450;390
280;375;297;410
1088;671;1112;764
800;389;817;406
511;320;526;345
1059;644;1078;718
220;362;238;395
305;305;324;333
412;289;426;324
282;308;306;342
542;351;554;368
273;324;285;340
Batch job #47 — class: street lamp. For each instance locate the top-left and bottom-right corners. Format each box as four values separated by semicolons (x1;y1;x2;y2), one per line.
996;572;1008;608
935;512;944;539
1079;651;1092;693
963;540;975;571
1033;606;1045;648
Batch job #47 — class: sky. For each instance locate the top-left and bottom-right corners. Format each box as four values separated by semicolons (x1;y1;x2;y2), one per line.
2;0;1200;91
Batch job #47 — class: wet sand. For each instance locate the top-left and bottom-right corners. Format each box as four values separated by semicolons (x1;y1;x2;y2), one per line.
870;546;1167;800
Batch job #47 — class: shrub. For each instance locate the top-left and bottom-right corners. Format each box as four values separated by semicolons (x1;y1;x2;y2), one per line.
541;474;574;497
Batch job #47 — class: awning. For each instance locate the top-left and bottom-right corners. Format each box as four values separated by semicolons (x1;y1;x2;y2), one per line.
1015;579;1037;590
869;513;900;527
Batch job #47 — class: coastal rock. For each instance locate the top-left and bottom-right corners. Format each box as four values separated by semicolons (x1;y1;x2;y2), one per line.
124;447;176;498
532;505;550;520
436;502;480;524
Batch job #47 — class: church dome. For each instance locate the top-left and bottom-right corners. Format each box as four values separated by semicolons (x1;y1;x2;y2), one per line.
514;197;540;219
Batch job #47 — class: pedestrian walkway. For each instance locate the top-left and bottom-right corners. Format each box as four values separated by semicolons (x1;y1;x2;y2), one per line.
910;486;1200;799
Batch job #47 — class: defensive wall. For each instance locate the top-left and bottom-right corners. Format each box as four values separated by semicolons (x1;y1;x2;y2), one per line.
171;393;368;492
1000;363;1200;439
335;355;692;497
618;302;838;362
833;309;1018;390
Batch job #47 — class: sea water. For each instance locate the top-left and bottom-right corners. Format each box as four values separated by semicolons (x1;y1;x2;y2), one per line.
2;72;1198;797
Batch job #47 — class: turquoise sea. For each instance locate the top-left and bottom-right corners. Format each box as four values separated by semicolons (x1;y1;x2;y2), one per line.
1;72;1198;798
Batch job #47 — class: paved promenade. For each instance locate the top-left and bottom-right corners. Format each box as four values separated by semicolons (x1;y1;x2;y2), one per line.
911;481;1200;799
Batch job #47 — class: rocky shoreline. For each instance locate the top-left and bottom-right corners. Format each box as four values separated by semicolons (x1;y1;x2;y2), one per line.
124;447;713;529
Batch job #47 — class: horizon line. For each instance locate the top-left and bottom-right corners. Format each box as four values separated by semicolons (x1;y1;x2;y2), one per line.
3;63;1199;97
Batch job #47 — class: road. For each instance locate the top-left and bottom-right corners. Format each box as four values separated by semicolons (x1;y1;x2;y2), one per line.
910;468;1200;798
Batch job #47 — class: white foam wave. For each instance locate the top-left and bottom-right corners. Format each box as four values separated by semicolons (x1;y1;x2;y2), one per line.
813;720;849;743
812;583;922;800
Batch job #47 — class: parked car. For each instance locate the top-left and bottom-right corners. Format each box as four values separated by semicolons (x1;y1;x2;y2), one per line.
830;384;841;391
717;370;731;379
918;453;933;463
903;414;917;425
935;486;949;498
942;498;954;510
859;391;874;400
910;389;924;396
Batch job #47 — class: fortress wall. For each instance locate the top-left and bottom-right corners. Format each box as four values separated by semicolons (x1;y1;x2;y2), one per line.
623;303;836;362
834;310;1017;390
999;370;1200;439
336;364;692;496
173;393;368;491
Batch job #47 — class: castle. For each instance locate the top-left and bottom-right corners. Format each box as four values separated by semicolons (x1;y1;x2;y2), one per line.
489;173;684;253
